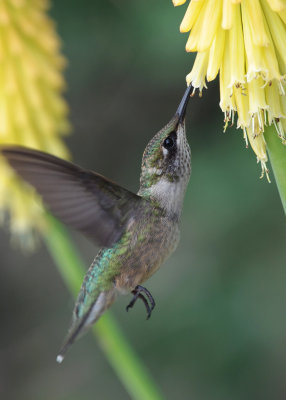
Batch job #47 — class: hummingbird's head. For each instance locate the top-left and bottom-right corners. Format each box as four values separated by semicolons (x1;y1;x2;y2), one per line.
139;86;192;216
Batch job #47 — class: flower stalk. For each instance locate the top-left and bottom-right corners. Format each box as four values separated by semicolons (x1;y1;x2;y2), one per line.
264;125;286;214
44;214;163;400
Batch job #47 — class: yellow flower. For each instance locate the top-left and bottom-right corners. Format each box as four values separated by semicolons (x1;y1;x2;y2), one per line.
173;0;286;180
0;0;70;248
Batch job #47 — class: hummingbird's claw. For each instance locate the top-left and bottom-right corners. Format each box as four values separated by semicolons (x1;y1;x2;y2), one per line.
126;285;156;319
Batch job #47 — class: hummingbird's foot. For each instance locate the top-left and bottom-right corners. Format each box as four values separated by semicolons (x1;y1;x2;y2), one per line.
126;285;156;320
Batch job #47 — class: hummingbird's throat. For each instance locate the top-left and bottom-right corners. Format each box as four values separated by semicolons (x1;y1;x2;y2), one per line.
138;175;187;217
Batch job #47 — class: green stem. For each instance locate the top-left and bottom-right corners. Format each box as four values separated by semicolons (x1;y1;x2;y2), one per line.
264;124;286;214
44;214;163;400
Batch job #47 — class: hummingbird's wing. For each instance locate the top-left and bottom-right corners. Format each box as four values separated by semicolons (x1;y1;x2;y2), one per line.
1;146;142;247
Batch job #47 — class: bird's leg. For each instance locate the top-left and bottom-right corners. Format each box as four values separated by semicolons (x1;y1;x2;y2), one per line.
126;285;156;319
137;285;156;311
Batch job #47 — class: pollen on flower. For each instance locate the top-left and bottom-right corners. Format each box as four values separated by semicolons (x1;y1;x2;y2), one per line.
0;0;70;248
174;0;286;177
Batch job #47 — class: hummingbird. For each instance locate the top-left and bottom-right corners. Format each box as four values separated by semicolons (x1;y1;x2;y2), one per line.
1;85;192;363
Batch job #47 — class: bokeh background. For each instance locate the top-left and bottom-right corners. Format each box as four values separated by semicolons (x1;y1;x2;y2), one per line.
1;1;286;399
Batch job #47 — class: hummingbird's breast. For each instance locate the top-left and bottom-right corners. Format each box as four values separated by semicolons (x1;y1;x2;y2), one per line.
113;204;180;293
75;204;180;314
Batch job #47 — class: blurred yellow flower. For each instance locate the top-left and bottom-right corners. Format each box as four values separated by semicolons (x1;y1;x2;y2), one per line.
0;0;70;247
173;0;286;180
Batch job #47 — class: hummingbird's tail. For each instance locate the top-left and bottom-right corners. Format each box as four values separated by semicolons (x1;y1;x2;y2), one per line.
56;289;116;363
56;321;84;364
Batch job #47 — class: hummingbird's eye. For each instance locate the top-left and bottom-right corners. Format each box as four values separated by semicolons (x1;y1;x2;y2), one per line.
163;137;174;149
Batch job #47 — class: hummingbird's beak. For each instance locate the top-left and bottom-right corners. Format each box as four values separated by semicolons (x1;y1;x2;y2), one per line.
176;85;193;123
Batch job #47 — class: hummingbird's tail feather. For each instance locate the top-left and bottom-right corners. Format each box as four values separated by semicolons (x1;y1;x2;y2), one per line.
56;290;116;363
56;316;87;363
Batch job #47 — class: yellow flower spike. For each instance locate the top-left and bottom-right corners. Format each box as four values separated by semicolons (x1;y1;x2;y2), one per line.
175;0;286;180
0;0;70;247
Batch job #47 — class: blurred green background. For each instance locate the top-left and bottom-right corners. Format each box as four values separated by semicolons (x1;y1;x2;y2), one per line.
1;1;286;399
